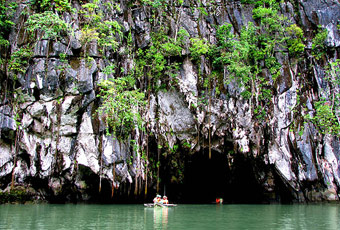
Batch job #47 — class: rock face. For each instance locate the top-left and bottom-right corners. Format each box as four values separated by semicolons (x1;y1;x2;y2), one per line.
0;0;340;203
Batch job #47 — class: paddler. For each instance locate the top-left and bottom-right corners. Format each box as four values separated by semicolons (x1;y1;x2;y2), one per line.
162;196;169;204
153;194;162;204
216;197;223;204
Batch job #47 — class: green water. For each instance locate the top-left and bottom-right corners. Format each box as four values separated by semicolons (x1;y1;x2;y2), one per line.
0;204;339;230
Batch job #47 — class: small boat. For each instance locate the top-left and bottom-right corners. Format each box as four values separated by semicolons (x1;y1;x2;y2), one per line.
215;198;223;204
144;203;177;208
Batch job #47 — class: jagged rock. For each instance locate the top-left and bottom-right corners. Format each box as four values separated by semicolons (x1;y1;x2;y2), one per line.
34;40;49;57
300;0;340;47
21;113;33;129
77;59;96;94
158;90;195;133
0;141;13;177
63;68;79;95
179;58;198;108
76;111;99;174
70;31;82;50
49;178;62;195
51;41;72;56
27;101;46;118
180;10;198;37
1;0;340;203
0;113;16;133
297;127;318;181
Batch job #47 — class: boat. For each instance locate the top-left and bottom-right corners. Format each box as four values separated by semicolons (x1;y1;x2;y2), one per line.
215;198;223;204
144;203;177;207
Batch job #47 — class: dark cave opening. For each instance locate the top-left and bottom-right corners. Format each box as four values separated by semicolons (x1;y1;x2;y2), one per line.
181;150;229;204
164;150;269;204
16;151;294;204
227;154;268;204
273;171;296;204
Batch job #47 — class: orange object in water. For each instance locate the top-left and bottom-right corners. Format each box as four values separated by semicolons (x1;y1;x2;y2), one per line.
216;198;223;204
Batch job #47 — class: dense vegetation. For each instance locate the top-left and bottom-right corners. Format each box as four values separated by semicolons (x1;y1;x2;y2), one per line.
0;0;339;198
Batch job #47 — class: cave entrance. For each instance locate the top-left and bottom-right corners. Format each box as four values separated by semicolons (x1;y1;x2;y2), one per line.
166;149;268;204
181;150;229;204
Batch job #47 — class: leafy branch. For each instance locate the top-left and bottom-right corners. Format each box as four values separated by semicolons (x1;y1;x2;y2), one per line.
97;76;146;140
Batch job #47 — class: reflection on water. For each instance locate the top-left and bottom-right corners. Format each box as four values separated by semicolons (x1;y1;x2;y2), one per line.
0;204;339;230
153;207;168;229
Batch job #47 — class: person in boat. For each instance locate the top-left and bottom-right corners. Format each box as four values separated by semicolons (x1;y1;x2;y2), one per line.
162;196;169;204
153;194;162;204
216;198;223;204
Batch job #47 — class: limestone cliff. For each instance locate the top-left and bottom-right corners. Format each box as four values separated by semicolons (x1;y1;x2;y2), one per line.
0;0;340;203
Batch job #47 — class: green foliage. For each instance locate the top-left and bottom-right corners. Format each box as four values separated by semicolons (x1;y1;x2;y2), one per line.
57;52;71;72
26;11;73;40
182;141;191;149
80;2;101;26
103;64;117;75
209;0;291;117
30;0;73;13
141;0;166;8
177;28;190;43
170;144;179;153
80;26;100;46
9;47;33;80
80;2;122;54
190;38;210;61
286;24;305;57
242;0;279;4
161;42;182;56
327;59;340;88
137;46;166;79
98;20;122;51
0;0;17;47
198;7;208;16
252;5;286;79
305;100;340;136
161;28;189;56
240;0;255;3
79;3;101;47
97;76;146;140
215;23;234;50
212;22;255;98
304;59;340;136
254;105;266;120
253;6;277;20
135;29;184;89
312;25;328;60
0;189;33;204
177;0;184;5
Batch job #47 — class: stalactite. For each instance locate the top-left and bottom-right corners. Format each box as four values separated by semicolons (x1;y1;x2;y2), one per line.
156;138;160;194
138;176;142;196
133;115;143;196
144;136;149;197
10;130;20;191
110;131;116;197
111;162;115;198
208;76;212;160
173;1;183;43
54;98;63;173
144;75;152;197
134;174;138;196
128;182;131;197
98;136;103;193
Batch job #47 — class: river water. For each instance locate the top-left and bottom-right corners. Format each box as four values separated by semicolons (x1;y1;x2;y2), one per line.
0;204;339;229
